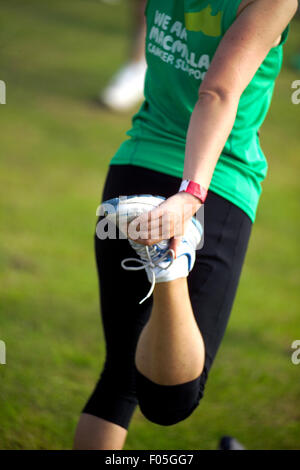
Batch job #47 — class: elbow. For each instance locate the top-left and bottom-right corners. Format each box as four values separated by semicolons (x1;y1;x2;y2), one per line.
197;86;240;105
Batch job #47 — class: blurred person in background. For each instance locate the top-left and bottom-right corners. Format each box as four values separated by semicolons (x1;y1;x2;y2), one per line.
74;0;297;450
100;0;147;110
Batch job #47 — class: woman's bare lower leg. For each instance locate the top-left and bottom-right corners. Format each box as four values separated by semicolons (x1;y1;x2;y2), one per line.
73;414;127;450
135;277;205;385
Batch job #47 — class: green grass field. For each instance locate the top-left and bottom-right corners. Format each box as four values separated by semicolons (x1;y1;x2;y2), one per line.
0;0;299;450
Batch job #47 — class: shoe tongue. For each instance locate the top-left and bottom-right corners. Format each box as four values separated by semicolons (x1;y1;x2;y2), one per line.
156;239;170;250
148;241;170;261
129;239;170;263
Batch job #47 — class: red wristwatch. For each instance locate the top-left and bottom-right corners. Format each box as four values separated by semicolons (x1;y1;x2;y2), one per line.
179;179;208;204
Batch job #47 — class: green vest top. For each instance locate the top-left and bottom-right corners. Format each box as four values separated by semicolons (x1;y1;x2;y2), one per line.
110;0;289;222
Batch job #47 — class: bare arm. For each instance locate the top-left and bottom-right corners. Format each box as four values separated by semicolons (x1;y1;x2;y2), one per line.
130;0;297;249
183;0;298;188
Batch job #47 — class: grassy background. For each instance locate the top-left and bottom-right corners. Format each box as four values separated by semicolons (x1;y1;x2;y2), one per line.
0;0;299;450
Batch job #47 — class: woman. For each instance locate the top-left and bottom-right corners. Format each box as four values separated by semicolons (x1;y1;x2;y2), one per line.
74;0;297;450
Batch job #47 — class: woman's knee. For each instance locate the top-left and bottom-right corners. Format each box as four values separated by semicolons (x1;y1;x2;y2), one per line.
136;368;204;426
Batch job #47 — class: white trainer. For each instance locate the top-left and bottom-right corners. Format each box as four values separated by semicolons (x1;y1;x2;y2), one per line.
101;194;165;237
100;195;203;304
100;59;147;111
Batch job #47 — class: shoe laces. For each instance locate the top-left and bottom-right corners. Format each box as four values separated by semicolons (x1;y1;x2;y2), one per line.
121;243;175;304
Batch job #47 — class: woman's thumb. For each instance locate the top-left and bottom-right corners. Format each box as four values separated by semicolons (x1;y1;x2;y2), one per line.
169;236;182;258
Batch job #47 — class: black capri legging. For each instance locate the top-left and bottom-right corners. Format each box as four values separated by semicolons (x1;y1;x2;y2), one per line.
82;164;252;428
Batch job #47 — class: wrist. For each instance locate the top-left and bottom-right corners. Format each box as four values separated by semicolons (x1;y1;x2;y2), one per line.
179;179;208;204
178;190;201;205
176;191;201;219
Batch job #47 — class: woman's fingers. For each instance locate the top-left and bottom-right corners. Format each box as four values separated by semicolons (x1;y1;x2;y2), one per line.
128;212;184;244
127;193;199;245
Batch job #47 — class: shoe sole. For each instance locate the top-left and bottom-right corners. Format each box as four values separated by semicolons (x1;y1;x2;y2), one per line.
100;195;165;227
